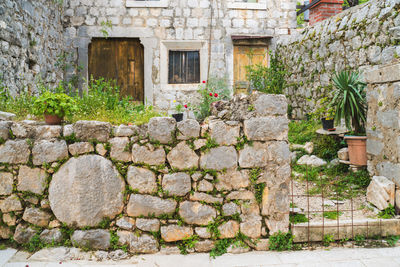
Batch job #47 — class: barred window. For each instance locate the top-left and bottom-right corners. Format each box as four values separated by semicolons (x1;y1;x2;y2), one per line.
168;51;200;84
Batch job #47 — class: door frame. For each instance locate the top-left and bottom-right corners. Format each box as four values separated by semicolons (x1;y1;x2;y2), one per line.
76;27;156;105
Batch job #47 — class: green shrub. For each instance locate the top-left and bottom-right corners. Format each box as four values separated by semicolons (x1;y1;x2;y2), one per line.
33;90;77;119
314;135;342;161
288;120;319;145
268;231;297;251
245;52;286;94
289;213;308;224
378;204;396;219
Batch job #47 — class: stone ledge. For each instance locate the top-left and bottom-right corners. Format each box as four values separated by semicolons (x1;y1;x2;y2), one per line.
292;218;400;243
365;61;400;84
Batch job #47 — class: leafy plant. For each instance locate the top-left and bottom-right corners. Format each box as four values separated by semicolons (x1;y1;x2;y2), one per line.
323;211;343;220
269;231;297;251
323;234;334;247
288;120;319;145
378;204;396;219
331;71;367;134
254;183;266;204
33;90;77;119
311;97;335;120
354;234;365;246
174;103;184;113
314;134;342;161
245;51;286;94
177;235;199;255
289;213;308;224
100;20;113;39
385;235;400;247
193;76;230;121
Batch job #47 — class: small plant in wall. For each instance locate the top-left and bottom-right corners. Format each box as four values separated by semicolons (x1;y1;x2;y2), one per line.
100;20;113;39
33;85;77;125
331;70;367;166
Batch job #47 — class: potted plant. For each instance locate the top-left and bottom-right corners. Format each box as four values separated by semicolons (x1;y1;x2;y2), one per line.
172;102;185;122
332;70;367;166
33;91;77;125
313;97;335;130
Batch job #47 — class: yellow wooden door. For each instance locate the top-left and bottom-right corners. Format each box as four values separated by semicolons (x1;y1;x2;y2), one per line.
233;45;268;94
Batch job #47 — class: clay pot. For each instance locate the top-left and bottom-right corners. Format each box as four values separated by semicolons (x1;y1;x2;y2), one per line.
44;114;62;125
344;136;367;166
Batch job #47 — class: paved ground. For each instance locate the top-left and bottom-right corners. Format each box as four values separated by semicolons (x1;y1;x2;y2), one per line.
1;246;400;267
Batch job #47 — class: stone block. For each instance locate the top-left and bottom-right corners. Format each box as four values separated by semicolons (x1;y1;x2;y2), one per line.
136;218;160;232
22;207;51;227
17;166;47;195
167;142;199;169
40;229;63;244
240;215;262;238
337;147;349;161
109;137;132;162
179;201;216;225
0;121;11;140
117;231;159;253
222;202;240;216
0;111;16;121
68;142;94;156
254;94;287;116
161;225;193;242
71;229;110;250
132;144;166;166
127;194;177;217
209;120;240;145
127;166;157;194
35;125;62;139
215;170;250;191
195;240;215;252
113;124;139;137
13;224;36;244
200;146;237;170
73;120;111;142
0;140;30;164
367;176;395;210
148;117;176;144
0;194;22;213
116;217;135;230
244;116;288;141
195;227;211;238
177;119;200;140
32;139;68;165
189;192;223;204
297;155;327;167
239;142;269;168
162;172;191;196
0;172;13;195
218;220;239;239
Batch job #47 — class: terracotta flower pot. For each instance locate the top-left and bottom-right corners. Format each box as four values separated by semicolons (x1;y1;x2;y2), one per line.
344;136;367;166
44;114;62;125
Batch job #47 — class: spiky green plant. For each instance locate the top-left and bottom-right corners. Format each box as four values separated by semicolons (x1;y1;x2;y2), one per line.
331;71;367;134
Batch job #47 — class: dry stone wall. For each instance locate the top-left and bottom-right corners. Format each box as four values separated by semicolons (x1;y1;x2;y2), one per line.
0;0;65;95
365;61;400;187
276;0;400;119
0;93;290;254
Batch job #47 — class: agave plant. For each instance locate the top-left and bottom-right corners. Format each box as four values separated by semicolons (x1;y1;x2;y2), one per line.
331;70;367;134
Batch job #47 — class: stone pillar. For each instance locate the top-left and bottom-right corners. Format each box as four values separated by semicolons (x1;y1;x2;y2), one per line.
309;0;344;25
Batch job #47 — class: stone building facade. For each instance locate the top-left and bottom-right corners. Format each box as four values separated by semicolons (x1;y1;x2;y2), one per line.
63;0;297;112
0;0;64;95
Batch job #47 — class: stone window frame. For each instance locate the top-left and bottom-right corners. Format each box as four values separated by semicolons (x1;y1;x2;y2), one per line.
227;0;267;10
126;0;169;8
160;41;208;92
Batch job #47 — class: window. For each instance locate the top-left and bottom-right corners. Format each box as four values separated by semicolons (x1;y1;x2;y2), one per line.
168;51;200;84
126;0;168;7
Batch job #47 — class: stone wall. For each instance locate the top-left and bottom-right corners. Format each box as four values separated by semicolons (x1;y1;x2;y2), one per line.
63;0;296;112
0;93;290;254
276;0;400;119
365;61;400;186
0;0;65;95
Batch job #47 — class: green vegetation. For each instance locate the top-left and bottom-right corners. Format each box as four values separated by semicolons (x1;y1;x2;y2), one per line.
177;235;199;255
323;234;334;247
32;90;77;119
289;213;308;224
378;204;396;219
209;232;251;258
323;211;343;220
245;52;286;94
385;235;400;247
0;77;163;125
288;120;319;145
268;231;298;251
314;135;343;161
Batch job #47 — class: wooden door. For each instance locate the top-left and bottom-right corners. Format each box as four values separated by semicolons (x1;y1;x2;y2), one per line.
88;38;144;102
233;45;268;94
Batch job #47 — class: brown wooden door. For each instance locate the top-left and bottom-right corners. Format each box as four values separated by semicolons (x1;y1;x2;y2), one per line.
88;38;144;102
233;45;268;94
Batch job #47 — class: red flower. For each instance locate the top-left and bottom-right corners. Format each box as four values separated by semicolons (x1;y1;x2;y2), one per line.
209;93;213;96
184;104;188;108
202;80;206;84
214;93;218;97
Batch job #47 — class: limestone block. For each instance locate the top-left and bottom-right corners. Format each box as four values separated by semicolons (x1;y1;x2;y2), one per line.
215;170;250;191
239;142;269;168
40;229;63;244
195;240;215;252
177;119;200;140
179;201;216;225
148;117;176;144
127;194;177;217
0;194;22;213
197;180;213;192
297;155;327;167
132;144;166;165
0;111;16;121
116;217;135;230
240;215;262;238
222;202;240;216
0;140;30;164
113;124;139;137
0;121;11;140
0;172;13;195
337;147;349;161
209;120;240;145
35;125;62;139
32;139;68;165
218;220;239;239
167;142;199;169
367;176;395;210
68;142;94;156
0;226;12;239
22;207;51;227
162;172;191;196
161;225;193;242
117;231;159;253
13;224;36;244
109;137;132;162
261;182;290;216
136;218;160;232
254;94;287;116
189;192;223;204
226;190;255;201
17;166;47;194
73;120;111;142
71;230;110;250
244;116;288;141
200;146;237;170
63;124;74;137
49;155;125;227
195;227;211;238
96;143;107;156
127;166;157;194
